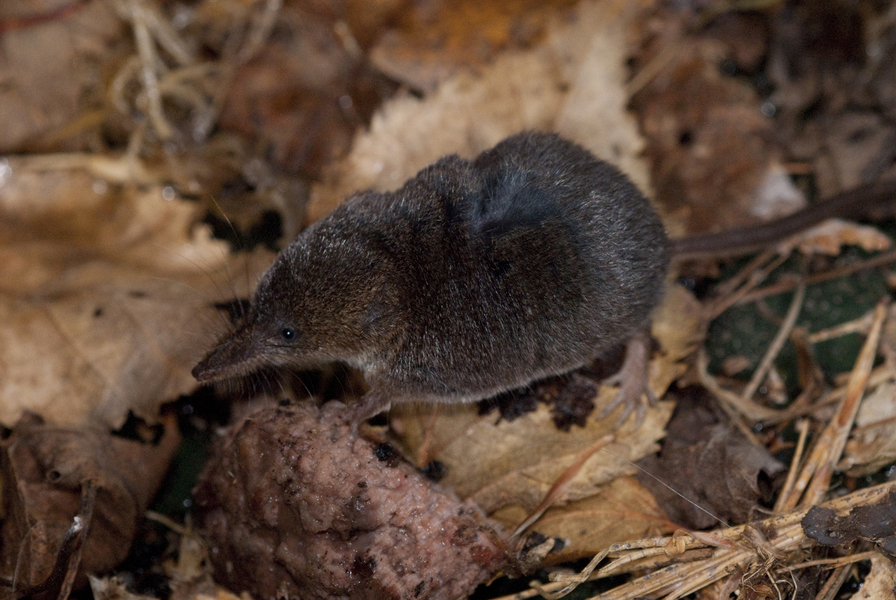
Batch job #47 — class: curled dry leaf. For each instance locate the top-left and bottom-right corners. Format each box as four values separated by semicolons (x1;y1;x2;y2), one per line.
637;395;786;530
801;490;896;558
786;219;893;256
195;402;508;600
0;413;181;595
0;160;272;428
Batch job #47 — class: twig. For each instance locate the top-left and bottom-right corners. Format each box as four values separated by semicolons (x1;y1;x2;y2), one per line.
782;550;879;572
696;349;780;421
739;282;806;403
503;483;896;600
124;0;175;139
779;298;889;511
806;306;879;344
815;565;851;600
735;249;896;306
512;435;614;538
774;419;810;513
0;0;88;31
709;252;789;319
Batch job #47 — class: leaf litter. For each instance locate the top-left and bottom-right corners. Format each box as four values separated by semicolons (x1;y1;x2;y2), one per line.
1;0;896;599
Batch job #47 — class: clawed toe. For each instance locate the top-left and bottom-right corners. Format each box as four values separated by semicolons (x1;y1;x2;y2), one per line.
598;329;655;428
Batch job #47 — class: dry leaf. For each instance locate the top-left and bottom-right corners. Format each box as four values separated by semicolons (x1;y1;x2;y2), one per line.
842;382;896;476
0;1;120;152
631;7;801;237
411;399;671;515
309;0;652;223
850;554;896;600
217;0;405;178
0;159;271;428
0;413;181;594
787;219;893;256
369;0;579;92
638;395;786;530
529;476;671;562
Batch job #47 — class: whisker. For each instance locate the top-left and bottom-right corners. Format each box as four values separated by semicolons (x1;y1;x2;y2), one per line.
205;194;254;320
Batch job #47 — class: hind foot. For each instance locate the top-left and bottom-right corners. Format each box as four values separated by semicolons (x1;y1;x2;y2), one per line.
599;329;656;428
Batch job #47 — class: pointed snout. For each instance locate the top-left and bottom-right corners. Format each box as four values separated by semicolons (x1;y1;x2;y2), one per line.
192;325;260;383
192;350;225;382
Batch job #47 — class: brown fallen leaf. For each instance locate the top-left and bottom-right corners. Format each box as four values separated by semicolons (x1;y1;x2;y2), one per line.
0;1;120;153
802;490;896;558
369;0;580;92
842;382;896;476
787;219;893;257
0;412;181;597
217;0;406;178
528;475;673;563
395;398;668;518
630;6;803;237
0;159;272;428
851;555;896;600
309;0;653;224
637;393;786;530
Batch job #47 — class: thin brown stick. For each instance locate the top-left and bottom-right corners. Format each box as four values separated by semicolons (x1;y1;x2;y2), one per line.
736;249;896;306
709;252;790;319
780;298;889;511
512;435;615;538
775;419;810;513
501;482;896;600
740;282;806;403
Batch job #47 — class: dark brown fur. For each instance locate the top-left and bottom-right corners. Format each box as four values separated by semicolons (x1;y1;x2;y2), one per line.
193;132;669;416
193;131;896;419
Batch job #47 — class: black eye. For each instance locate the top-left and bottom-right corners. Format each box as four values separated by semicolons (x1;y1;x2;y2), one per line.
280;327;296;341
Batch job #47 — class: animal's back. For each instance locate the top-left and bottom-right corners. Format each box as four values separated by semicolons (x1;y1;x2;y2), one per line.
362;132;669;401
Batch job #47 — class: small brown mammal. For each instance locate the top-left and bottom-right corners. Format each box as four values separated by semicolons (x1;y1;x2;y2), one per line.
193;132;669;421
193;131;896;422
